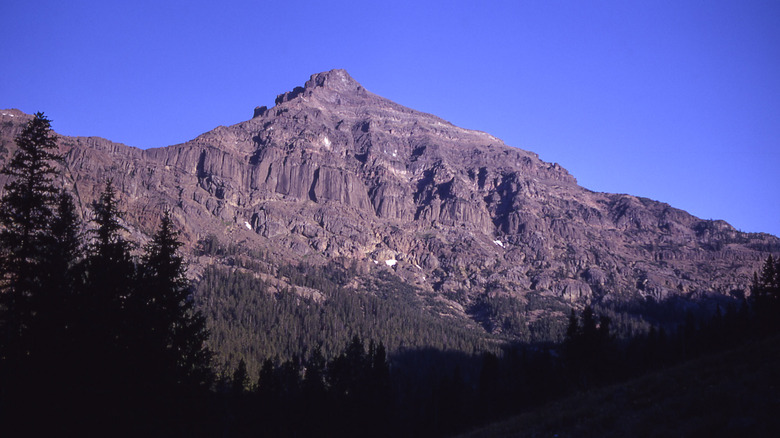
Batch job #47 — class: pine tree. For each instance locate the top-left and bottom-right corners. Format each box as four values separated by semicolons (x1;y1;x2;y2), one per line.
90;181;132;265
0;112;79;432
581;305;598;344
565;309;579;343
87;181;136;303
39;192;84;362
563;308;580;364
752;255;780;330
141;210;212;390
257;358;280;397
301;348;329;436
231;359;249;393
0;112;62;368
81;181;137;389
760;255;779;302
47;192;83;287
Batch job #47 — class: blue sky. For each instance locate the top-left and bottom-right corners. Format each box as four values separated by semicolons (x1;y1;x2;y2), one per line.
2;0;779;237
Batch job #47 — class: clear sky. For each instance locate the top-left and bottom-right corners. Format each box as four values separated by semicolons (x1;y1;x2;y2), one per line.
2;0;779;237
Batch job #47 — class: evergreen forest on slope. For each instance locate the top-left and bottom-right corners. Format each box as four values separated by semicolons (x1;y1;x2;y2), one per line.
1;114;780;437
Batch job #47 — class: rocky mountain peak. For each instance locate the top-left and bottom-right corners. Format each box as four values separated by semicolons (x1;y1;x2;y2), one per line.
304;69;362;93
274;69;368;106
1;70;778;340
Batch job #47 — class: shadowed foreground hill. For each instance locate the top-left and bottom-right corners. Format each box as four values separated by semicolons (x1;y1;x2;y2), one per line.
455;335;780;438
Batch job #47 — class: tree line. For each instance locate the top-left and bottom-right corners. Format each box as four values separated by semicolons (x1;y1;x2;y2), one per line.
222;336;393;437
2;113;778;437
193;264;499;378
0;113;212;435
201;259;780;437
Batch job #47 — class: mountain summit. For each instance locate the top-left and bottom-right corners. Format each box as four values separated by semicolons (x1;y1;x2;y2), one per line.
302;69;365;94
0;70;777;337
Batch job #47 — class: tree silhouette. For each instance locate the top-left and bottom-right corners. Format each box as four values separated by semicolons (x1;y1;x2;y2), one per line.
301;347;329;435
232;359;250;393
562;305;615;386
80;181;138;390
40;192;84;373
0;112;61;366
141;210;212;391
752;255;780;331
0;113;86;434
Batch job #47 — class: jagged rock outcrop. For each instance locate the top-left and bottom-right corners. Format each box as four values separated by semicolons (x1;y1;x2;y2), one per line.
1;71;778;333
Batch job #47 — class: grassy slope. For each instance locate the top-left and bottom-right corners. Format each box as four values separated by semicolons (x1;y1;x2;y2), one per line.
456;335;780;438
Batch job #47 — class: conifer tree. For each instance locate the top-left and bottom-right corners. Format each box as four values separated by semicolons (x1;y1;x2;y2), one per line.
581;305;597;344
0;112;62;367
752;255;780;330
141;210;212;390
565;309;579;342
81;181;137;388
563;309;580;363
760;255;779;302
40;192;84;362
257;358;280;397
47;192;83;288
231;359;249;393
90;181;132;265
87;181;136;306
302;347;327;399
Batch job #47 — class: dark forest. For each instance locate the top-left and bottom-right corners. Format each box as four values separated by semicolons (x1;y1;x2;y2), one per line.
2;114;779;437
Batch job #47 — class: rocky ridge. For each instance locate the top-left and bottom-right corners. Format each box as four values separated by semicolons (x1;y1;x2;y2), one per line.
1;71;778;335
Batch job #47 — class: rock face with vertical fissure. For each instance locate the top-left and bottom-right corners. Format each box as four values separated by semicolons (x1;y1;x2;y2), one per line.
0;71;778;330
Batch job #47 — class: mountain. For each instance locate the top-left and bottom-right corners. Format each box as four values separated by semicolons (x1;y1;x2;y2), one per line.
1;70;778;341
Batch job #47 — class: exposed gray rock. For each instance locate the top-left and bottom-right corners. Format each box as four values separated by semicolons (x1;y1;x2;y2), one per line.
1;70;778;336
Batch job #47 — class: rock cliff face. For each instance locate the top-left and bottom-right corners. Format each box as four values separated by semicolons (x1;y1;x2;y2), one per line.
1;71;778;333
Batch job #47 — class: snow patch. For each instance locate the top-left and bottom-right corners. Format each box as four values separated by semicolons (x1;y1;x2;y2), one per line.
390;167;408;177
385;259;397;267
415;264;422;270
493;240;505;248
322;137;331;148
245;221;252;230
373;260;379;265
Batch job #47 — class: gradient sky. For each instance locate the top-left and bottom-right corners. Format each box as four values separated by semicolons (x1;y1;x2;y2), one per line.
2;0;779;237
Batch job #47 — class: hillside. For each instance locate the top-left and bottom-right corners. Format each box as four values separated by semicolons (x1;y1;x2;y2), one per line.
456;334;780;438
1;71;778;349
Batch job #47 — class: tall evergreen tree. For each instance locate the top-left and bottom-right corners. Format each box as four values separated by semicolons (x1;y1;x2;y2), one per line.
47;192;83;287
89;181;132;265
0;113;82;433
752;255;780;330
231;359;250;393
563;309;580;364
39;192;84;362
581;305;598;344
141;210;212;390
81;181;137;388
760;255;779;300
0;112;62;369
